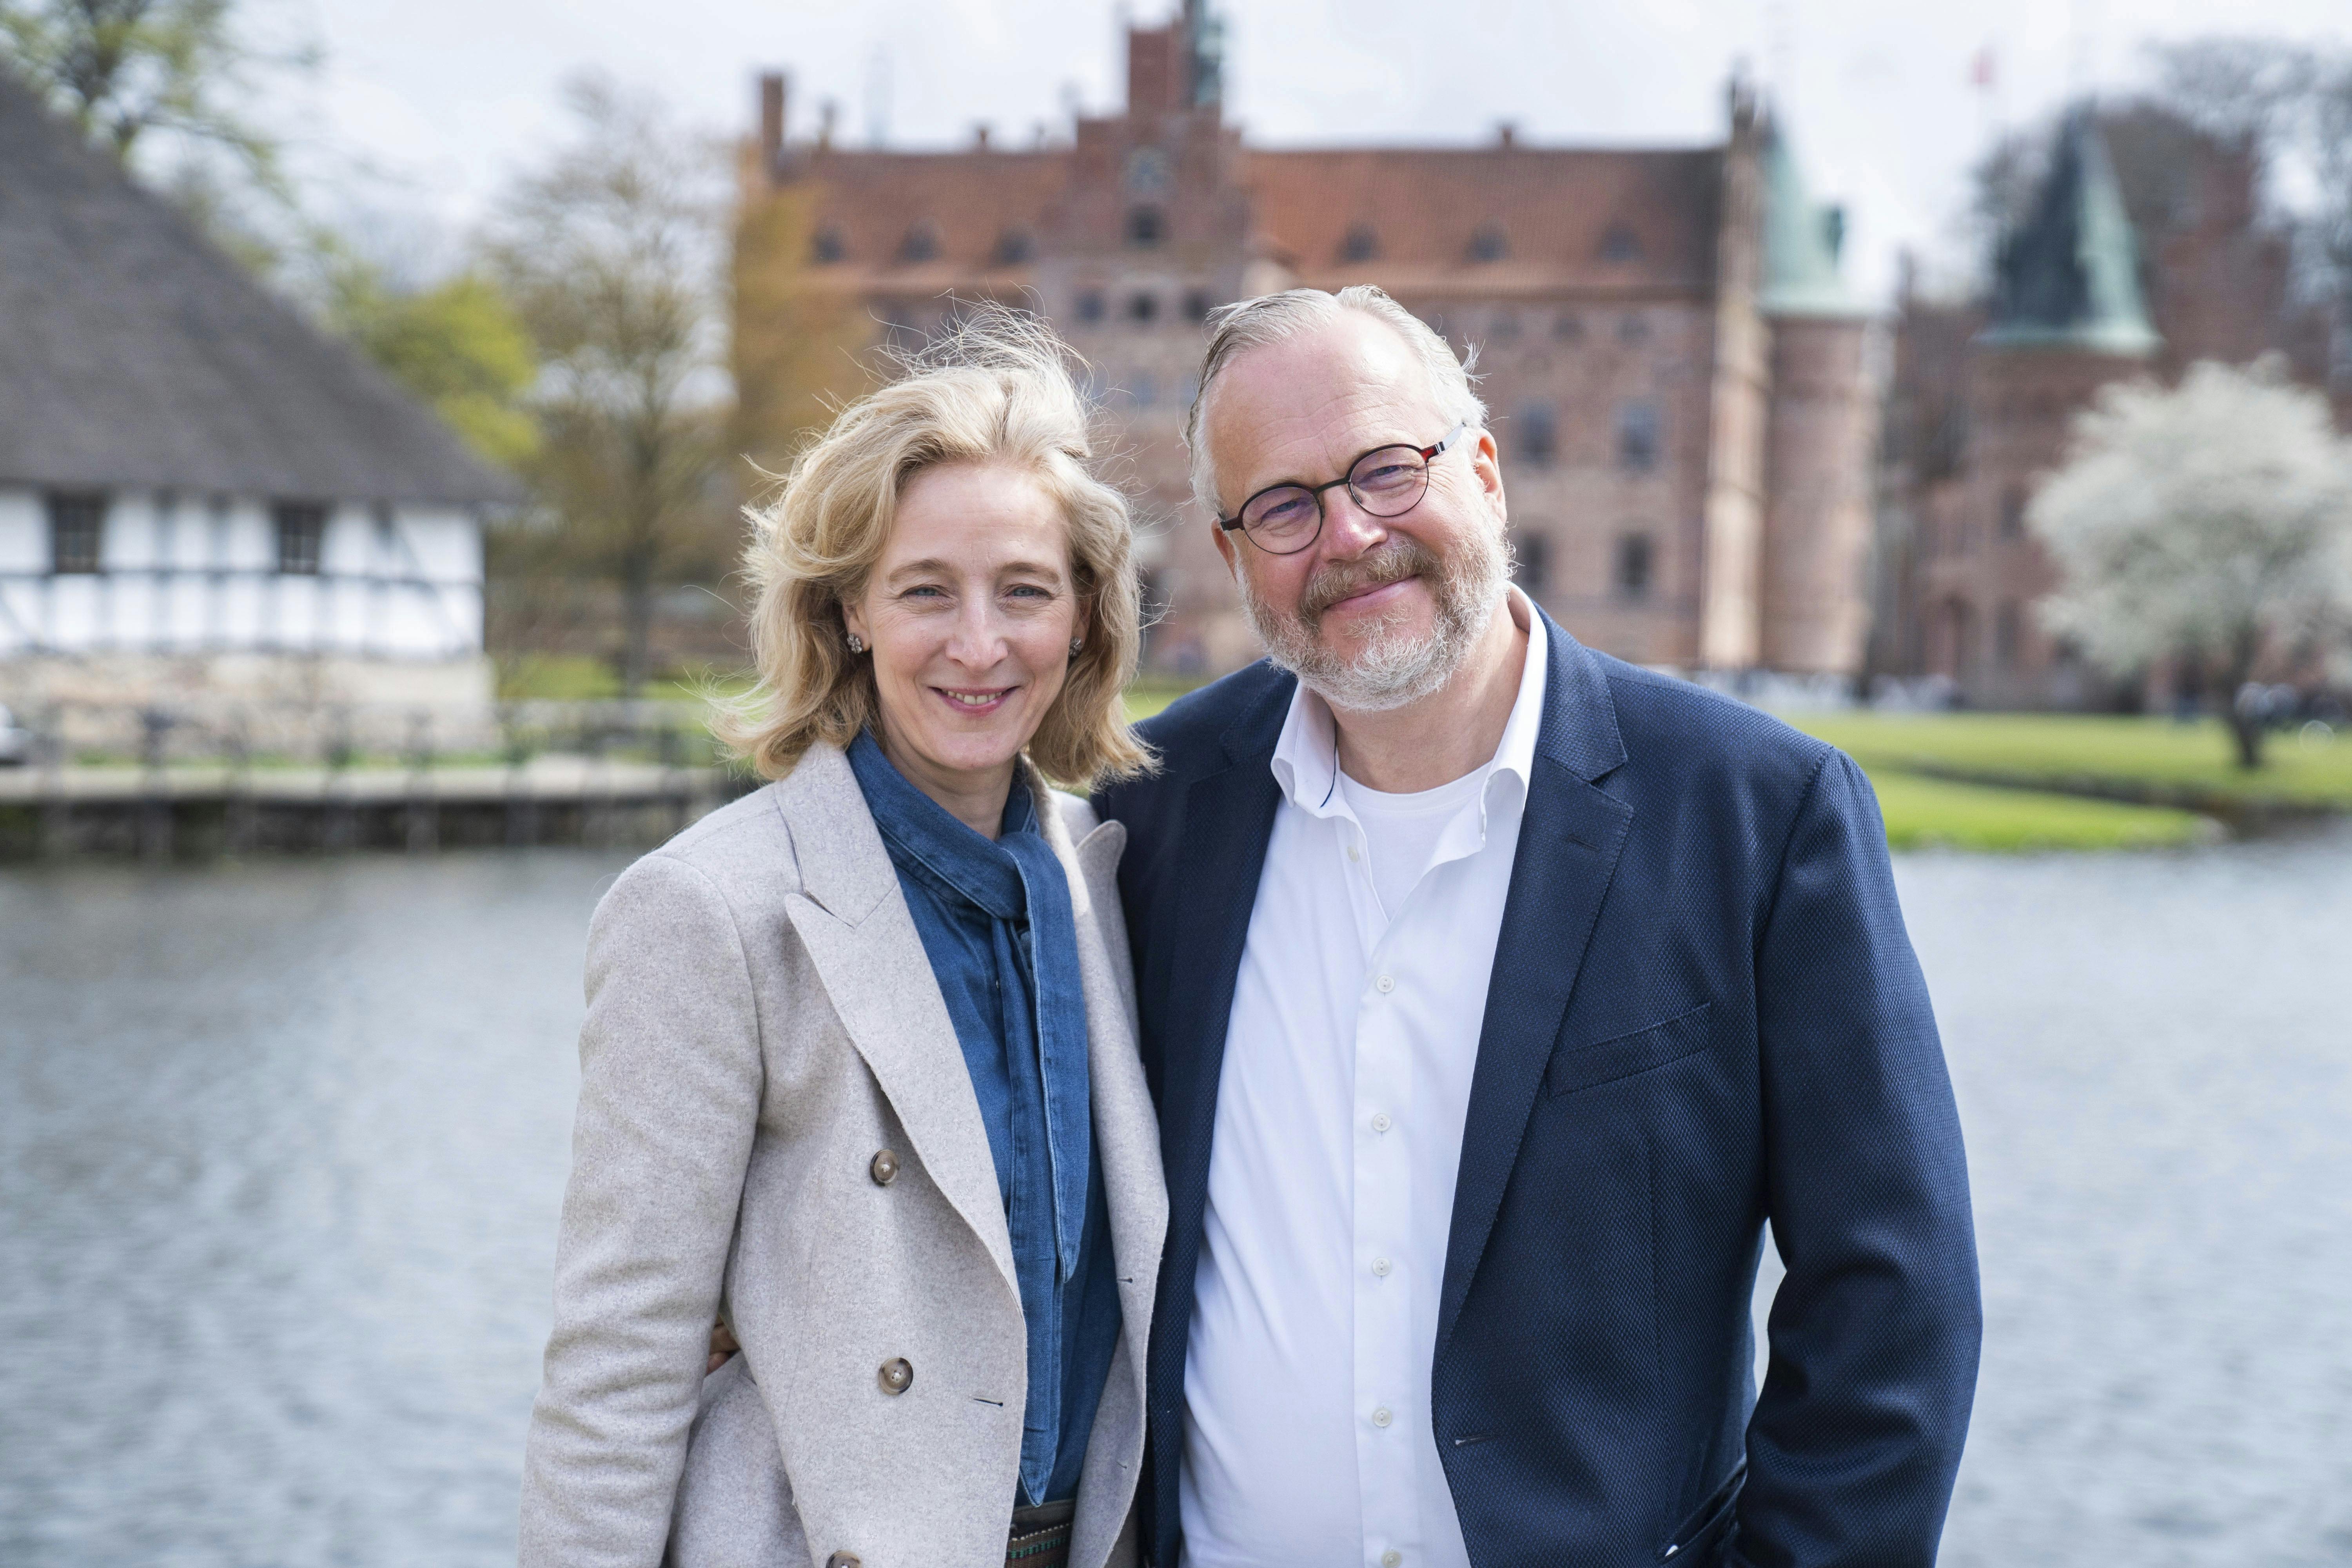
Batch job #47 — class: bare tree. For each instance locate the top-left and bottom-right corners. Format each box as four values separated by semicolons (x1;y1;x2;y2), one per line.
485;75;730;697
2031;359;2352;768
0;0;310;177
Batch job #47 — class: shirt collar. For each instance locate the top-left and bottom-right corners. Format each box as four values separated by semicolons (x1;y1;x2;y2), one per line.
847;729;1037;922
1269;584;1548;821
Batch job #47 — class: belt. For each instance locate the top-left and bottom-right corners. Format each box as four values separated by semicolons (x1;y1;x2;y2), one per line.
1007;1497;1076;1568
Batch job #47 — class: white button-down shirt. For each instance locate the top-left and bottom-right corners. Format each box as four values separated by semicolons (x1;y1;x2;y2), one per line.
1179;590;1548;1568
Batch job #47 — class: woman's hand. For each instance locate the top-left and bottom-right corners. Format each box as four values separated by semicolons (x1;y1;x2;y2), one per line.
706;1318;739;1375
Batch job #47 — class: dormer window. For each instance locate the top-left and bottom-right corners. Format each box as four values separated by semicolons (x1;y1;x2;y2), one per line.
1599;223;1642;262
1468;222;1508;263
1341;223;1379;263
811;225;847;264
900;220;942;263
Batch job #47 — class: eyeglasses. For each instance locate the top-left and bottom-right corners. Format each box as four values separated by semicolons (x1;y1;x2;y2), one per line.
1216;423;1472;555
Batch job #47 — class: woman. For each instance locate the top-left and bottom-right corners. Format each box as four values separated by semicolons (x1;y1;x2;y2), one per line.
519;311;1163;1568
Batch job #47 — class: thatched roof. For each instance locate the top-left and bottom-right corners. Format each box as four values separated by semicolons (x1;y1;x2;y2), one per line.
0;72;523;507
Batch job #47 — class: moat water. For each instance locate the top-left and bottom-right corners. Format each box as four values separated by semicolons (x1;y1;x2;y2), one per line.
4;832;2350;1565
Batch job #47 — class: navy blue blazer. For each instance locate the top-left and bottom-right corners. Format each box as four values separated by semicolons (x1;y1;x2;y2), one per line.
1093;613;1981;1568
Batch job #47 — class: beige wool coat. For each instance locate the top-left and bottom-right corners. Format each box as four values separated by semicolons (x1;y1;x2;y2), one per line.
518;741;1167;1568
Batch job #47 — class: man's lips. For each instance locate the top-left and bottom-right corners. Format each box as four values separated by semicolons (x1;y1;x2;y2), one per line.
1320;576;1419;616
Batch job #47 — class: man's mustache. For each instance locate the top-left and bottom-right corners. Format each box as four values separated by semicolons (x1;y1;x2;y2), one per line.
1299;539;1442;622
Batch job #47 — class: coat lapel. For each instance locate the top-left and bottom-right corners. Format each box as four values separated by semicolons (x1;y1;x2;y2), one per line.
777;744;1019;1299
1437;620;1634;1354
1042;791;1169;1568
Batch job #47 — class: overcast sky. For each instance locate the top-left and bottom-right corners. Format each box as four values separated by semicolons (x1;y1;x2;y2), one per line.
290;0;2352;303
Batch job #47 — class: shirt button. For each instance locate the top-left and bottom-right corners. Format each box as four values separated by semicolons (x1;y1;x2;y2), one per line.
878;1358;913;1394
1371;1112;1392;1133
1371;1406;1393;1428
1347;843;1361;862
1371;1257;1392;1277
1375;974;1395;994
1382;1553;1403;1568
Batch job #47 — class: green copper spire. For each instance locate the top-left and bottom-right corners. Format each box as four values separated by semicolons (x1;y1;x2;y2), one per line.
1758;118;1869;319
1980;107;2160;356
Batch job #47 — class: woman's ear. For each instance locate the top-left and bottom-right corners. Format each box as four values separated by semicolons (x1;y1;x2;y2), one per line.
841;594;870;645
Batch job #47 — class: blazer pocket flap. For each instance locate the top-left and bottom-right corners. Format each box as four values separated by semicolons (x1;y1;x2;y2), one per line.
1547;1002;1713;1098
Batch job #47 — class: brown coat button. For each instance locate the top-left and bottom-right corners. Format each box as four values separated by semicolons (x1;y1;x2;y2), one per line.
825;1554;862;1568
869;1148;898;1186
878;1357;913;1394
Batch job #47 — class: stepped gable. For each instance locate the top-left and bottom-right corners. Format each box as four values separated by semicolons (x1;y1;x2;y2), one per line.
1981;105;2160;356
0;71;521;506
1245;144;1722;295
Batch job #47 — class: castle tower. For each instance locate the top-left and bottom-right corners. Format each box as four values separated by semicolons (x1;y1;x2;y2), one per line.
1936;107;2158;704
1755;118;1879;676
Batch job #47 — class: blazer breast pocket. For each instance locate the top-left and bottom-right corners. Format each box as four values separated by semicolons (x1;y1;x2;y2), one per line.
1545;1002;1714;1098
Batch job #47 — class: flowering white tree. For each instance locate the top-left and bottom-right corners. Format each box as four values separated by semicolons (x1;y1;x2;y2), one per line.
2031;358;2352;768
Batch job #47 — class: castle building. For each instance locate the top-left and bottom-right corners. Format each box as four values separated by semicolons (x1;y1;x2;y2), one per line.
0;74;519;720
1876;103;2340;708
742;2;1879;679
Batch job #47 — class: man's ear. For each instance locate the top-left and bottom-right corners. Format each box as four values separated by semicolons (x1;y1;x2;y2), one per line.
1472;430;1508;524
1210;515;1241;579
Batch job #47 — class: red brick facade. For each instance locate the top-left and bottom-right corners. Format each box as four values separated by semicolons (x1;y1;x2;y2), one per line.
747;5;1878;679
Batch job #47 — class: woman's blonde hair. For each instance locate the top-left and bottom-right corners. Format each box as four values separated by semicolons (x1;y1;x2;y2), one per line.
719;304;1154;788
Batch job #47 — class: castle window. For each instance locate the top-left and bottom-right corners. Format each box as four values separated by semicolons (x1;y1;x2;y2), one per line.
899;220;942;263
1127;205;1165;248
1076;289;1107;324
811;225;847;264
1617;402;1661;472
1599;223;1642;262
1341;223;1379;263
1615;313;1651;345
1127;291;1159;325
994;227;1035;265
1488;311;1521;343
1468;222;1508;262
1552;311;1585;341
47;492;106;574
1511;529;1551;596
1514;401;1558;468
274;501;327;576
1998;485;2027;539
1181;289;1212;323
1614;532;1655;600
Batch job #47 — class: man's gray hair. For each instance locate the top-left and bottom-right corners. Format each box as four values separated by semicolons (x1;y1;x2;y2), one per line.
1182;285;1487;516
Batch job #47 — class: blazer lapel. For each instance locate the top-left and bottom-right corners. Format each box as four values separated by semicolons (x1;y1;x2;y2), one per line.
1154;684;1290;1294
778;744;1018;1298
1437;621;1634;1354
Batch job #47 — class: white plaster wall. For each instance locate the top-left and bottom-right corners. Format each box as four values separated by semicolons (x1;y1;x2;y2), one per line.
0;489;485;659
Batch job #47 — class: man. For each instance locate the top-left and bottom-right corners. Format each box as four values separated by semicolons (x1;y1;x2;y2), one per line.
1093;287;1980;1568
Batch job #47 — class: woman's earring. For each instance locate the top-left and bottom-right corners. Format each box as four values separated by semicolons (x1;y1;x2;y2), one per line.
846;632;867;654
1069;638;1084;655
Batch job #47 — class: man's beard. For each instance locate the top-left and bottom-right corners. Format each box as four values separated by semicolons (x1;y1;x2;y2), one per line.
1238;520;1511;714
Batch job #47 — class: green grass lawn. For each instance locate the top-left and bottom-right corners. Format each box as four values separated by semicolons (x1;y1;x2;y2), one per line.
1866;770;2211;852
1786;711;2352;813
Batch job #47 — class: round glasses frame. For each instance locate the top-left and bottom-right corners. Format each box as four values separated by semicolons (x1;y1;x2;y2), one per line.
1215;422;1472;556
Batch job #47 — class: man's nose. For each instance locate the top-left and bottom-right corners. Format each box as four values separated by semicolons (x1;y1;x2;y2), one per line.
1317;485;1390;560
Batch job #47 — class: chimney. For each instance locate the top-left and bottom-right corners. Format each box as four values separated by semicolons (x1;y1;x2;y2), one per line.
973;122;992;151
1496;120;1518;150
818;98;838;151
759;73;787;167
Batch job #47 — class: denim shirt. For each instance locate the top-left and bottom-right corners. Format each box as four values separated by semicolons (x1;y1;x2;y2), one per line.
848;732;1122;1506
